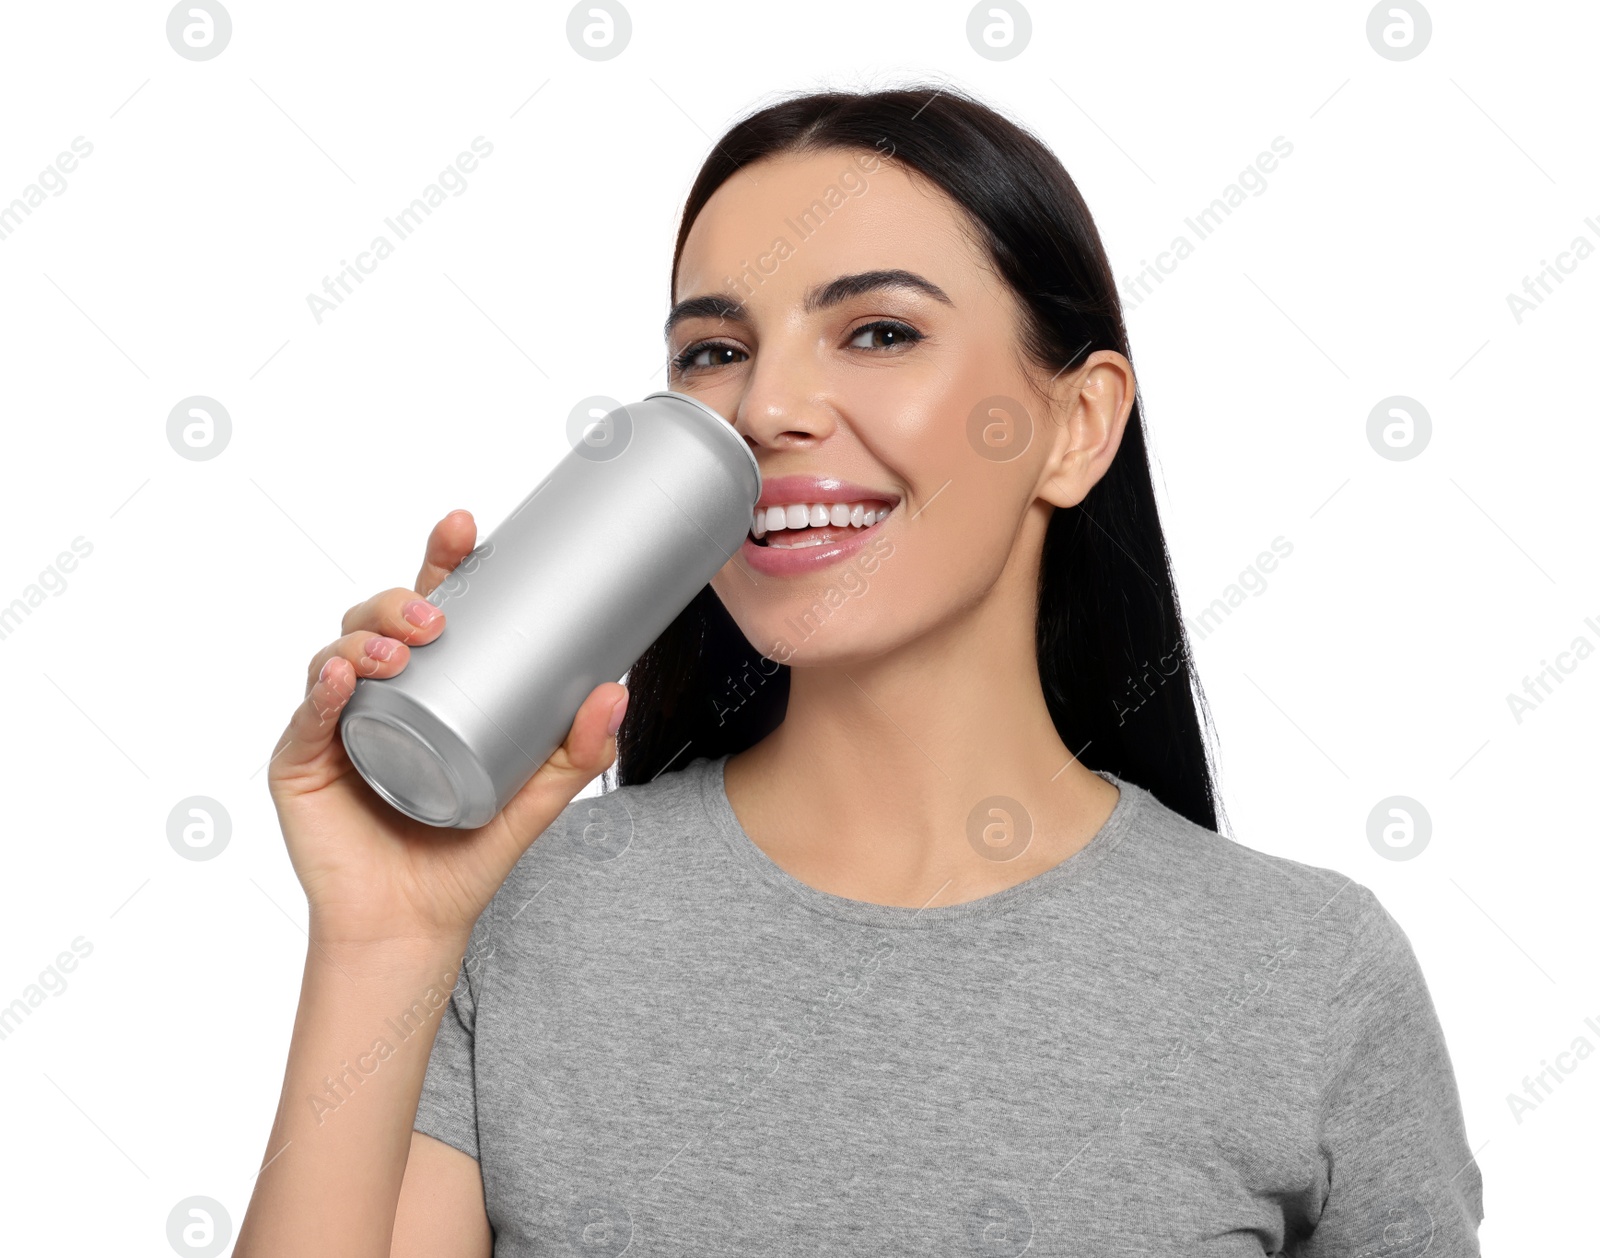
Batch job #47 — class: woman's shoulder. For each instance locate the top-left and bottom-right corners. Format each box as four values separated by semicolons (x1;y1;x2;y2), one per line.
1107;775;1407;986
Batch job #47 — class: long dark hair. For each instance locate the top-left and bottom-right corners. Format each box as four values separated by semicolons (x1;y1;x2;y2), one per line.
613;83;1222;833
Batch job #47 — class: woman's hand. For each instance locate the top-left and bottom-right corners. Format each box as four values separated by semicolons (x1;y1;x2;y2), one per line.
265;508;628;951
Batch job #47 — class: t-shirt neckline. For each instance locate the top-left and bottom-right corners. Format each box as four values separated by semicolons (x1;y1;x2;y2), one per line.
697;752;1144;929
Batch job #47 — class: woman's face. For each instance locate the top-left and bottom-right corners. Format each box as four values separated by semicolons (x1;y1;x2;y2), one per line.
668;145;1124;668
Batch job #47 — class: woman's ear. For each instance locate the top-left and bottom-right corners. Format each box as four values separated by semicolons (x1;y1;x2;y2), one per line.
1036;350;1135;509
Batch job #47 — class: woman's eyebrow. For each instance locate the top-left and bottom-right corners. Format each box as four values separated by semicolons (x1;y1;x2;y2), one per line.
663;269;953;339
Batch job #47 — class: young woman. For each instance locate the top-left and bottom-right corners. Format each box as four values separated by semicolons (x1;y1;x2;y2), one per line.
237;85;1483;1256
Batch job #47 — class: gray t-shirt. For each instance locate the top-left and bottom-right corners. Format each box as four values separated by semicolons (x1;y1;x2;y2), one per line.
414;754;1483;1255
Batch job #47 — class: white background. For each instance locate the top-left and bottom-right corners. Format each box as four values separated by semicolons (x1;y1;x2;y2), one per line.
1;1;1594;1252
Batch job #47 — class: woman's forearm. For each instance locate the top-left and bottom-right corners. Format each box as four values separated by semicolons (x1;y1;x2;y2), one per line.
234;933;470;1258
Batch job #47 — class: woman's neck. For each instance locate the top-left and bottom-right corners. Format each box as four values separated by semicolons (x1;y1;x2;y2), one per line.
723;593;1120;909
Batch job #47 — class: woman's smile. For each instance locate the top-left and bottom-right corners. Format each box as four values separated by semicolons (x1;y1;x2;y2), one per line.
741;499;895;575
741;472;900;573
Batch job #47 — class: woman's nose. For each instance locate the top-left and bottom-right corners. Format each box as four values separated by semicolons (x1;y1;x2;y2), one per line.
734;351;838;448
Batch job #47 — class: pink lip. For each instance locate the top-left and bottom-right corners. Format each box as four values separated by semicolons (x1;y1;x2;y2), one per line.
741;514;889;576
741;472;900;577
755;474;900;512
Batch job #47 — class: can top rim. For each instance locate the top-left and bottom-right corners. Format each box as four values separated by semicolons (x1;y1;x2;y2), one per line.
643;390;762;499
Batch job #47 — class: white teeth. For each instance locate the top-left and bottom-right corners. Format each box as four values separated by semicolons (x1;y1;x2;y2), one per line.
749;499;894;539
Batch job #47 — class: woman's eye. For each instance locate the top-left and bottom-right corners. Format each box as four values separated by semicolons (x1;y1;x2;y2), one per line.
671;342;747;374
848;320;922;351
670;320;922;375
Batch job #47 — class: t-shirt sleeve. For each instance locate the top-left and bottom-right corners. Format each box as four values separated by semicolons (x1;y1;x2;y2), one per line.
412;913;494;1162
1299;883;1485;1255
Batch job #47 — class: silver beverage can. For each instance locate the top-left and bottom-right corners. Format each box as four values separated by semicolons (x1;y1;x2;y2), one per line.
338;390;760;829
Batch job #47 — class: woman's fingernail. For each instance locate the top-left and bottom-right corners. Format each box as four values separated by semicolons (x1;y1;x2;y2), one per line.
403;599;439;628
364;636;399;661
606;693;629;735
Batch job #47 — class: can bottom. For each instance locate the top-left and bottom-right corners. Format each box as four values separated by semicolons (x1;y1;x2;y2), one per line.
342;713;467;825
